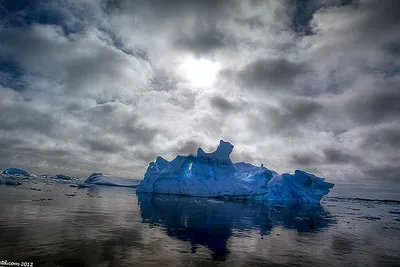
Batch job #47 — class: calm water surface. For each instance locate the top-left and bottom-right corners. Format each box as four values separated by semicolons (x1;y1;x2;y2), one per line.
0;182;399;267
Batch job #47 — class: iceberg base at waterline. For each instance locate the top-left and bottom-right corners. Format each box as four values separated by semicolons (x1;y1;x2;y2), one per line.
137;140;334;202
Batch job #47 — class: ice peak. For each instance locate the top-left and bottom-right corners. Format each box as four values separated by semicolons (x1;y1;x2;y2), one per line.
196;140;234;161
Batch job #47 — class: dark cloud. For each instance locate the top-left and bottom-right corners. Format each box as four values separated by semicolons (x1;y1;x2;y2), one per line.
176;140;202;155
346;78;400;125
209;95;238;113
237;58;311;91
290;153;321;166
362;165;400;183
322;148;362;165
247;97;323;136
234;15;264;29
281;97;323;121
175;26;233;55
0;25;69;72
360;124;400;150
0;58;26;90
0;0;75;31
65;49;136;93
117;0;233;17
0;138;23;151
349;0;400;45
80;103;159;146
0;103;59;137
134;149;159;164
290;147;363;168
105;0;242;57
84;137;126;154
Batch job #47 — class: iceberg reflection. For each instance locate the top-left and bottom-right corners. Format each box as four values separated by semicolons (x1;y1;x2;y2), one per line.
137;193;335;261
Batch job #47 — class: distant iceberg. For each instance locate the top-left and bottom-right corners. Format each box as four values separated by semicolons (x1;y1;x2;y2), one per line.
76;173;141;188
0;167;34;186
53;174;72;180
1;167;31;176
137;140;334;202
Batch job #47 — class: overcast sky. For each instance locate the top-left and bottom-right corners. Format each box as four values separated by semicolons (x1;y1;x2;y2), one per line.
0;0;399;184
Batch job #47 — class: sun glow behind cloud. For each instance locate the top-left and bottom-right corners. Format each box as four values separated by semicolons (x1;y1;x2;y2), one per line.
179;57;221;88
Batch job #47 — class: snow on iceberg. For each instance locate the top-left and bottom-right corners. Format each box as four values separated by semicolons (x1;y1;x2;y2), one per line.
136;140;334;202
78;173;141;188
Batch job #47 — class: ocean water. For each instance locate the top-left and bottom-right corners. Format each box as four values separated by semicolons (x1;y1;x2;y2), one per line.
0;182;399;267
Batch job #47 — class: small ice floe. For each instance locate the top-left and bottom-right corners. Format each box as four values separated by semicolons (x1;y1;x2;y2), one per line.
359;215;381;221
76;182;94;188
29;188;42;191
53;174;72;180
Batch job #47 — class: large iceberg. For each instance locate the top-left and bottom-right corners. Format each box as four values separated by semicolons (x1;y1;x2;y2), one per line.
137;140;334;202
76;173;141;188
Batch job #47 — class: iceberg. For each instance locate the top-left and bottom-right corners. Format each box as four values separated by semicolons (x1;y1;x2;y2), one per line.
1;167;31;176
53;174;72;180
0;167;35;186
77;173;141;188
137;140;334;202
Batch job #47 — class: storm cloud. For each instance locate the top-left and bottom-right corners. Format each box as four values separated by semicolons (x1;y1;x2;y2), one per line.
0;0;398;189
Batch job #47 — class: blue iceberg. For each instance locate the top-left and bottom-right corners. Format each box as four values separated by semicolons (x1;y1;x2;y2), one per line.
1;167;31;176
0;167;34;186
137;140;334;202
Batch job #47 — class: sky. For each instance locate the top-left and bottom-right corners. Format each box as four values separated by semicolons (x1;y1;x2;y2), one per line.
0;0;399;186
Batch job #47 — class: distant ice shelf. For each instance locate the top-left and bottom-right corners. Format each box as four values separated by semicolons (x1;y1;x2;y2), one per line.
137;140;334;203
0;167;140;189
76;173;141;188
